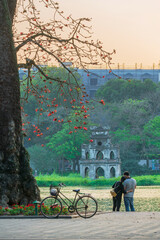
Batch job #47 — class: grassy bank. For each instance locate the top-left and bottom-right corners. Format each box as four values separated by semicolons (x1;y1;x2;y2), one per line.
40;186;160;212
35;173;160;187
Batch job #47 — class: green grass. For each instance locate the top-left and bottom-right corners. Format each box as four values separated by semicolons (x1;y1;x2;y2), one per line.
97;198;160;212
36;173;160;187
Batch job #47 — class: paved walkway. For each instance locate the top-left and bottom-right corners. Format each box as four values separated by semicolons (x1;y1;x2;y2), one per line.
0;212;160;239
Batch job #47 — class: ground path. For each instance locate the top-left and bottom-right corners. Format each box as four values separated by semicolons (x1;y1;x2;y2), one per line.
0;212;160;239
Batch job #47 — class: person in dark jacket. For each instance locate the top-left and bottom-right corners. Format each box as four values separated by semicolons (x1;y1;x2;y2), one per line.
112;176;132;211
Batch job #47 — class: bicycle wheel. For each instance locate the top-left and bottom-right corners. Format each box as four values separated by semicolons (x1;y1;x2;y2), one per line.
75;195;98;218
40;197;62;218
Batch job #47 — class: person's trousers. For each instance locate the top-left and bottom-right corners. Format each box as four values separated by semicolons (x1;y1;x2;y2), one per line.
124;197;135;211
113;196;122;211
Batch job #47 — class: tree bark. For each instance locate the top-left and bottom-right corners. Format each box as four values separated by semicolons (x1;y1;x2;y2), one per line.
72;159;76;173
0;0;40;206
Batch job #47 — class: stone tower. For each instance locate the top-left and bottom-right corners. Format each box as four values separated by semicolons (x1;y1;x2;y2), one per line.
79;126;121;179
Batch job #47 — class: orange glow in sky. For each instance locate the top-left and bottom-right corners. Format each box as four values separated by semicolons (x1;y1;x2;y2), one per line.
56;0;160;68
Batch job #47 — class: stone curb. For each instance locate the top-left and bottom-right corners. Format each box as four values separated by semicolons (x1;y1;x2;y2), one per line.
0;211;106;219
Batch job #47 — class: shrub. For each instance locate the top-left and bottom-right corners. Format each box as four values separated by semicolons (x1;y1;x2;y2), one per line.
36;173;160;187
0;206;5;215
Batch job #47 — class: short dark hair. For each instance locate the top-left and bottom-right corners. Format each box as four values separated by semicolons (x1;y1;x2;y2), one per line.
123;171;129;176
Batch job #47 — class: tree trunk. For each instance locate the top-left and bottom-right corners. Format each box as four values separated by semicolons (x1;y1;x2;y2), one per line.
0;0;40;206
61;159;64;175
72;159;76;173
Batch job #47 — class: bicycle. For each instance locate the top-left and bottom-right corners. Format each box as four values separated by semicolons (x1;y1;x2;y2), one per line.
40;183;98;219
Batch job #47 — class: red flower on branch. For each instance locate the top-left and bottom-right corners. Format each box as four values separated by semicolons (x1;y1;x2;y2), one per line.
99;99;105;105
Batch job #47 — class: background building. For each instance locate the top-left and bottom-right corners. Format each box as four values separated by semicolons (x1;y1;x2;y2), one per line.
79;126;121;179
78;67;160;97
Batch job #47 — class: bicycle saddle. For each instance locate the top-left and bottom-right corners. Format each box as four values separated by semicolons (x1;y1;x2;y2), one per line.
73;189;80;193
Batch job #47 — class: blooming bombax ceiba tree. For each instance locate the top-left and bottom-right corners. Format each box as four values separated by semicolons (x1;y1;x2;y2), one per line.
0;0;115;206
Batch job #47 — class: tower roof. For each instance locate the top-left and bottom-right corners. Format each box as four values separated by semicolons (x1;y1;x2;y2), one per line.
90;126;110;139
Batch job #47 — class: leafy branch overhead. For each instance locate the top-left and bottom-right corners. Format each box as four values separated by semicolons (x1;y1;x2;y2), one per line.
15;1;115;69
13;0;113;135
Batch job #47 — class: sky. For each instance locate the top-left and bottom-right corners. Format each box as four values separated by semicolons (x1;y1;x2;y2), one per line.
56;0;160;69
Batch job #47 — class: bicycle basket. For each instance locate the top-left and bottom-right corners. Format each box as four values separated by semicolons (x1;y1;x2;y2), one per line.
50;188;58;196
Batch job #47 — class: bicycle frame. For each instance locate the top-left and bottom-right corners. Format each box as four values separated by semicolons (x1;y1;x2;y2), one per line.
56;190;80;208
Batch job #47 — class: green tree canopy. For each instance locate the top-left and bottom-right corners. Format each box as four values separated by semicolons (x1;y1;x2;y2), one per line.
96;78;157;103
46;120;90;161
144;116;160;150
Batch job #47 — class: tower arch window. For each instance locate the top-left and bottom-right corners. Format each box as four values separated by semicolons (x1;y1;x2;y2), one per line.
110;167;115;178
96;167;104;178
85;167;89;177
110;151;114;160
96;151;103;160
86;152;89;159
